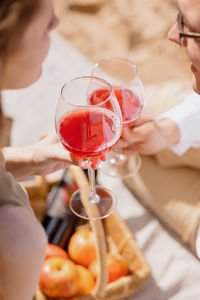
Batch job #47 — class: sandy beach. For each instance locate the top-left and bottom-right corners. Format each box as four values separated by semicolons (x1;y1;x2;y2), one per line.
54;0;191;84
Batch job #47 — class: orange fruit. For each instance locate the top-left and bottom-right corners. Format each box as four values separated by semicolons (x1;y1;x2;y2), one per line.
45;243;68;260
39;257;79;298
76;265;95;295
68;229;96;267
88;253;129;283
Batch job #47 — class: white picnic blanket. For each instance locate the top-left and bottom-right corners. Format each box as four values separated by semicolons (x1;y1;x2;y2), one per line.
3;33;200;300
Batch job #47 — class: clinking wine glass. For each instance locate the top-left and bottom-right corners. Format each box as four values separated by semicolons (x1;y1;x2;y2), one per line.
55;76;123;220
91;57;145;178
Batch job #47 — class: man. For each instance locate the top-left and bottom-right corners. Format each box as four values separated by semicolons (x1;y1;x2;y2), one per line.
123;0;200;257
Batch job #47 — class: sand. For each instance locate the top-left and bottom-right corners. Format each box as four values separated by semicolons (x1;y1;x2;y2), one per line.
54;0;191;84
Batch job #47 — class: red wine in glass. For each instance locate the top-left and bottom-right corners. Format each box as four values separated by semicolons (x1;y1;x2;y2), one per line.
90;87;143;127
55;76;123;220
92;57;145;178
58;109;119;158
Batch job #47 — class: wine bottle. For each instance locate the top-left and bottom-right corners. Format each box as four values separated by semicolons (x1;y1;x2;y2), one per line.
42;169;78;248
83;168;97;180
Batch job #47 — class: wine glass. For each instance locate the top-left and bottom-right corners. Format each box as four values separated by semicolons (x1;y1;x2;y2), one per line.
55;76;123;220
91;57;145;178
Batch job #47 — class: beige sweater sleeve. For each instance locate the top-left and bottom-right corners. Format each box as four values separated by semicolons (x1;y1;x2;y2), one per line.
0;150;33;215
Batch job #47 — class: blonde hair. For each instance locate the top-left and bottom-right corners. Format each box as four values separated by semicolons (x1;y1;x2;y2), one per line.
0;0;39;114
0;0;39;58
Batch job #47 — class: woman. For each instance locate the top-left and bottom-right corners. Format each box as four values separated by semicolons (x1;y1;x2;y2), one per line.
0;0;82;299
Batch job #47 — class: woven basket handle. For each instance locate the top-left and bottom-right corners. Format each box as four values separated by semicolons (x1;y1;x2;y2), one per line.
69;166;108;298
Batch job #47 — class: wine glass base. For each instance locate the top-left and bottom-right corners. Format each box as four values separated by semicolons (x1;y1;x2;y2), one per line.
101;152;142;178
69;185;117;220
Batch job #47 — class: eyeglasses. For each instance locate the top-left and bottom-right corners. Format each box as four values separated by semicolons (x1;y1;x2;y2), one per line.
177;12;200;47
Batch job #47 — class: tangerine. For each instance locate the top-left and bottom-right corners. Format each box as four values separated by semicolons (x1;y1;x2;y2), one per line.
88;253;129;283
68;229;96;267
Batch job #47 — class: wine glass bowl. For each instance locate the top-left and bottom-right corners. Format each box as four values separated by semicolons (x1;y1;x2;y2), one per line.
92;57;145;178
55;76;123;220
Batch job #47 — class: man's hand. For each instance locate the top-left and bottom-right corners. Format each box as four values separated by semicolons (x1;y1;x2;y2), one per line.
117;118;181;155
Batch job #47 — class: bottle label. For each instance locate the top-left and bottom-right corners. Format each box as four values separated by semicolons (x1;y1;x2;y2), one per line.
46;169;78;218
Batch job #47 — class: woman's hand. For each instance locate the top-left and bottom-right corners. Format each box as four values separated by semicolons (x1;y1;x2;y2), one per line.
2;134;105;179
117;118;181;155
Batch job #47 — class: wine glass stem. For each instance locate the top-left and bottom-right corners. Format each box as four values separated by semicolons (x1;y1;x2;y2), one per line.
88;159;100;204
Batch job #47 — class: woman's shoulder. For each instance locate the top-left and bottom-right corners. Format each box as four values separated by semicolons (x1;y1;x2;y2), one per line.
0;205;47;300
0;153;33;213
0;204;47;255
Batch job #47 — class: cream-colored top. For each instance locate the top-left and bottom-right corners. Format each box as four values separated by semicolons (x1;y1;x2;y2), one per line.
0;151;33;214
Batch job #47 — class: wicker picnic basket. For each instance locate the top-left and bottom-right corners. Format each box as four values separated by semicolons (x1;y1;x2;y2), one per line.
33;166;151;300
